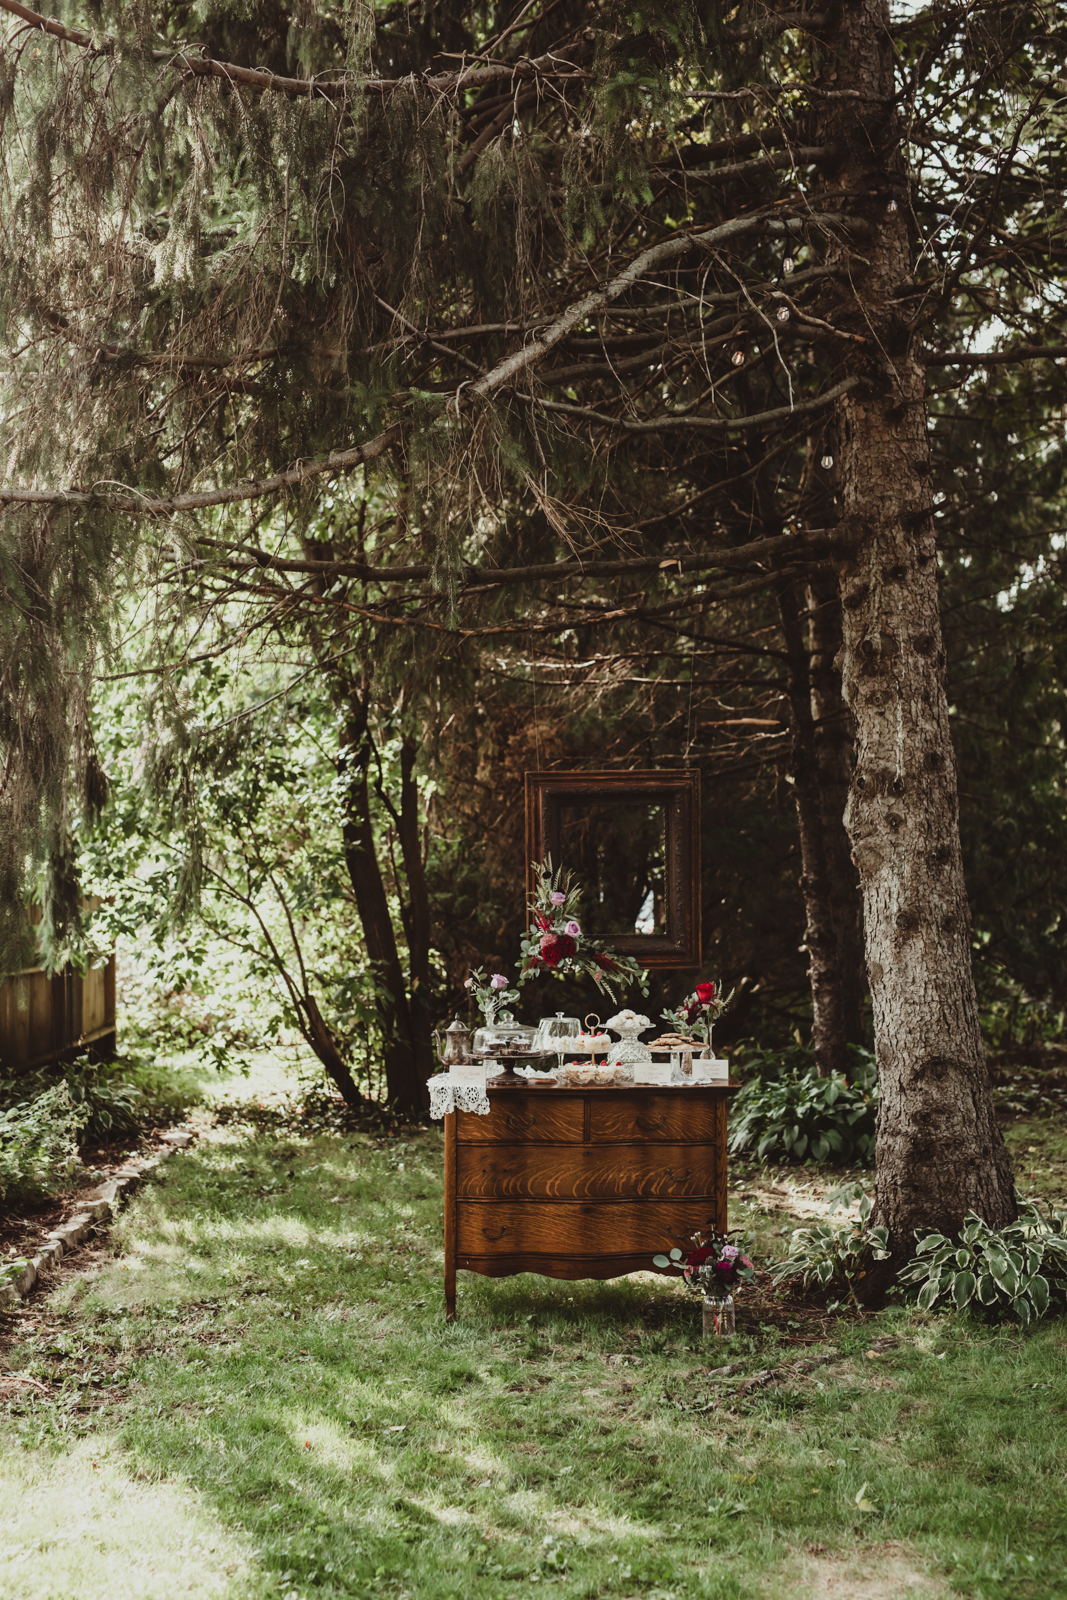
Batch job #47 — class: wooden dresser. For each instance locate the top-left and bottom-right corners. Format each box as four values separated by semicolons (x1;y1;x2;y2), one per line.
442;1083;737;1318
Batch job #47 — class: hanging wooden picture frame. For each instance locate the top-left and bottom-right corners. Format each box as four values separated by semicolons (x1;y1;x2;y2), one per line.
524;769;701;970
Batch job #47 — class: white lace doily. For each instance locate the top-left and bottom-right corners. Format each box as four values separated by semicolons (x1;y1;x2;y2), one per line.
428;1064;558;1119
428;1074;492;1119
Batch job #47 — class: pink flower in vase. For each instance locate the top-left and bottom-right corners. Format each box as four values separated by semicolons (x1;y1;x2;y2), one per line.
490;974;509;990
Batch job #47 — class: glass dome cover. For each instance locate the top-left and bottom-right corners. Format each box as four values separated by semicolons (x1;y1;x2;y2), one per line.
472;1011;539;1056
535;1012;582;1052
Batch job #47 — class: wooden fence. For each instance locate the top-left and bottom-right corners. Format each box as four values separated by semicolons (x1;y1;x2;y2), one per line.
0;958;117;1078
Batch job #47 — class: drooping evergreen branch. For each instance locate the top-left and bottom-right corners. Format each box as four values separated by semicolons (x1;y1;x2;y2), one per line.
0;426;403;513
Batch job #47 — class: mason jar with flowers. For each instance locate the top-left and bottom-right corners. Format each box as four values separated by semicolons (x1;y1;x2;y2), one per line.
653;1229;754;1337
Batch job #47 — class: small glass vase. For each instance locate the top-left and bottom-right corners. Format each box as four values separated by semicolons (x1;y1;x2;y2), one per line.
702;1293;735;1338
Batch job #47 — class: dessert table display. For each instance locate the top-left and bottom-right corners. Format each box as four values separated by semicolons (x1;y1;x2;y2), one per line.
433;805;735;1320
436;1076;737;1321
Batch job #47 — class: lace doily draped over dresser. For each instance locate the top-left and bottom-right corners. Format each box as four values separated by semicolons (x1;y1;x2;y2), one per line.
427;1074;491;1119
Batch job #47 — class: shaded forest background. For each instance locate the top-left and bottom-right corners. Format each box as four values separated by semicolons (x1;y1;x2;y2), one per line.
0;0;1065;1116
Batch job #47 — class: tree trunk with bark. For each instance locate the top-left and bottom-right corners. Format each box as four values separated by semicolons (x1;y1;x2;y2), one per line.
776;573;859;1079
300;990;369;1110
299;531;434;1115
818;0;1016;1275
339;695;428;1114
807;569;868;1049
394;732;437;1091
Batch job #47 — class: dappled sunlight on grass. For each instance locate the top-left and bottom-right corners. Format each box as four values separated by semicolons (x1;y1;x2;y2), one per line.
0;1436;260;1600
2;1114;1067;1598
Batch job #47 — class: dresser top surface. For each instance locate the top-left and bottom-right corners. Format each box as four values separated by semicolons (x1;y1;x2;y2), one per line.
480;1081;741;1097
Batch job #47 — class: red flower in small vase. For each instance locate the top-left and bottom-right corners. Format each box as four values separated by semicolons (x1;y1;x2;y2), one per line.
695;982;717;1005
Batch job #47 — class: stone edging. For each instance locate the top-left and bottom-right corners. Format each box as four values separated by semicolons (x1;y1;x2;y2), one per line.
0;1128;196;1308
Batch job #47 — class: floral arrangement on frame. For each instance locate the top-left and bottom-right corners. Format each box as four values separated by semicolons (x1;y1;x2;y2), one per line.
517;858;650;1003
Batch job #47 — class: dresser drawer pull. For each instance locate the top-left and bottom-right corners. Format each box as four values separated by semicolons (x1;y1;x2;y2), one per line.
664;1167;693;1185
636;1114;667;1132
504;1112;537;1133
482;1225;509;1241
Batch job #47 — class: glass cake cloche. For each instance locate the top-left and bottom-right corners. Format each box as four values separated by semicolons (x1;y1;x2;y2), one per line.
471;1011;540;1058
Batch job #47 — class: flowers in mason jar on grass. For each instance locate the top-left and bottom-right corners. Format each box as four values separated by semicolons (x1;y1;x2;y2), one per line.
517;858;649;1001
653;1228;755;1295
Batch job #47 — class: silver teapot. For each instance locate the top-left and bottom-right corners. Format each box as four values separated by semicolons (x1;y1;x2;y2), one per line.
433;1016;471;1068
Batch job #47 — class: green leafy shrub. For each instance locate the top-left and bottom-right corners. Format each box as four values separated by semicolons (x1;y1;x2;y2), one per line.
0;1085;88;1202
769;1188;890;1298
897;1201;1067;1325
61;1058;142;1142
727;1049;878;1165
2;1057;142;1145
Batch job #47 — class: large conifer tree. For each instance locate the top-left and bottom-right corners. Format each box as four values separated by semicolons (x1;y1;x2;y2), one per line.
2;0;1066;1252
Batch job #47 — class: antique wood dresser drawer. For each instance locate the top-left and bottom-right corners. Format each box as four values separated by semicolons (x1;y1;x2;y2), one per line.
455;1141;719;1200
457;1198;718;1257
442;1083;737;1317
588;1092;724;1145
454;1097;585;1144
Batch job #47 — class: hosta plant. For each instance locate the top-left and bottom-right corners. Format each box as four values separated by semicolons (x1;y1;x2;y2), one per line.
769;1188;890;1300
727;1056;877;1166
897;1200;1067;1325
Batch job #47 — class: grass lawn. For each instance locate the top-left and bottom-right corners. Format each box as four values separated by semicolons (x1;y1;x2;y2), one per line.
2;1096;1066;1600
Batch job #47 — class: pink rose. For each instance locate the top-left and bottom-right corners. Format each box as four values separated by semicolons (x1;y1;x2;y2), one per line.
490;974;509;990
564;920;581;937
550;891;566;905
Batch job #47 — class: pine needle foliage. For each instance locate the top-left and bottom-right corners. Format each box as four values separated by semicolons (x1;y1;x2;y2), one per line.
0;0;1066;983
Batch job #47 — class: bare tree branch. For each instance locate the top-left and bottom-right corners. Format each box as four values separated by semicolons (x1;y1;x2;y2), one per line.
196;525;852;588
0;0;589;100
531;376;863;432
925;342;1067;368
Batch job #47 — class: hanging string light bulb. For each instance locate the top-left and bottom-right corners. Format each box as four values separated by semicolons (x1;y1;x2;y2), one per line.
776;307;790;322
821;453;834;470
732;350;745;366
783;255;795;275
887;196;898;213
